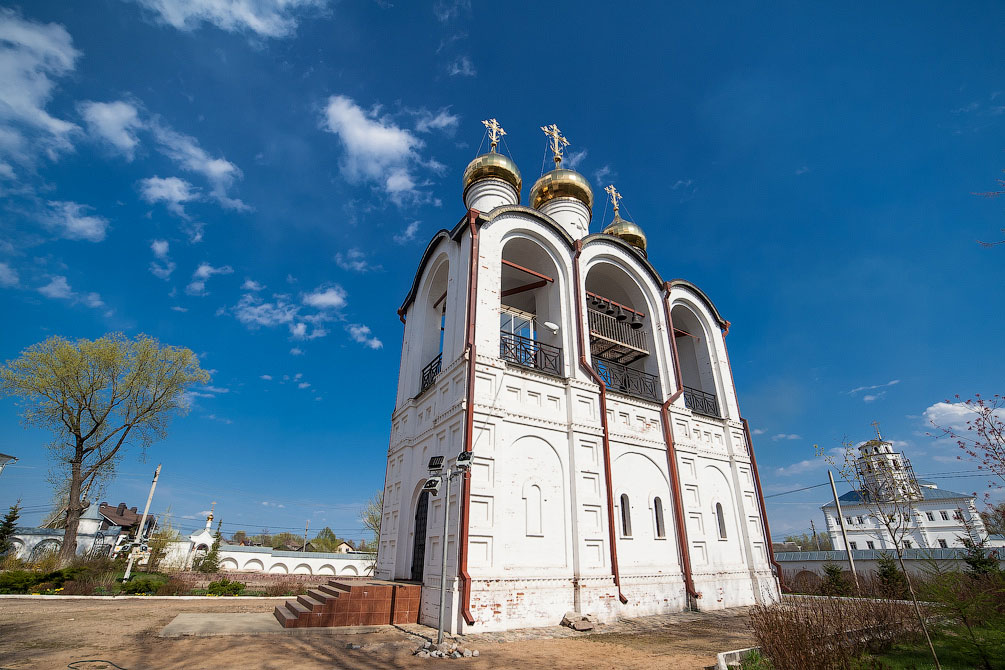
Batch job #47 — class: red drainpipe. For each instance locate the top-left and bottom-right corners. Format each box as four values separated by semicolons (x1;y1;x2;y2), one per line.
660;285;701;604
720;332;784;588
573;241;628;605
457;208;479;625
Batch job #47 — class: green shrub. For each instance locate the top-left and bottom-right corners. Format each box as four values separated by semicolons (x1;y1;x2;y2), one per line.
819;563;851;596
155;577;192;596
0;570;40;594
121;575;166;594
207;578;245;596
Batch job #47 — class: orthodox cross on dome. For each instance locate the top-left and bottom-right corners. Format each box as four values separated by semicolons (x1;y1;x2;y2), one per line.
541;123;570;166
482;118;506;152
604;184;622;215
871;421;883;440
209;501;216;519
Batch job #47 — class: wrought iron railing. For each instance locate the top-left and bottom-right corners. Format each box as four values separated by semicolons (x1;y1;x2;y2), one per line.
683;385;720;418
588;308;648;353
500;332;562;377
594;358;661;402
420;352;442;393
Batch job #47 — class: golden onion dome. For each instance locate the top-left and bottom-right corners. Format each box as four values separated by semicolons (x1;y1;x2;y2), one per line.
462;151;522;198
603;214;648;256
529;168;594;211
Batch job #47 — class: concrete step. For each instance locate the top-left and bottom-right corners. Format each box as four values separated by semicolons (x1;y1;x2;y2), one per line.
326;581;353;593
297;594;325;612
274;605;297;628
317;583;344;597
286;601;311;617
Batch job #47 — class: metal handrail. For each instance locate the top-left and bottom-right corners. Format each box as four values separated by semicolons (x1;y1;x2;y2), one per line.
420;353;442;393
682;385;720;418
588;308;648;353
594;358;661;402
500;331;562;377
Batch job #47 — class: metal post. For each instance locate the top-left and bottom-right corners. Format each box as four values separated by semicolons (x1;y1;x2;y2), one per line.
303;520;309;552
123;464;161;582
436;466;452;645
810;519;821;551
828;470;860;593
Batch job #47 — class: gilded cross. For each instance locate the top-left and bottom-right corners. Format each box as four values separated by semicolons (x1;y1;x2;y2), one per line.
541;123;570;165
604;184;622;215
482;118;506;151
870;421;882;440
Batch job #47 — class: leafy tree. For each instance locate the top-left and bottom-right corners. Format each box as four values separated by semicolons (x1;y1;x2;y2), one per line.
0;501;22;556
783;531;833;551
361;490;382;574
230;530;247;545
196;520;222;573
980;501;1005;536
145;510;181;572
876;552;908;599
311;527;348;552
0;333;208;564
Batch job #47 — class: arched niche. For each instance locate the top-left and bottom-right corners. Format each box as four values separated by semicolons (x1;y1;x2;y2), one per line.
498;234;567;377
317;564;336;576
417;255;450;393
293;563;312;575
269;563;289;574
243;558;265;571
584;260;664;401
342;564;359;576
219;558;238;570
671;302;721;417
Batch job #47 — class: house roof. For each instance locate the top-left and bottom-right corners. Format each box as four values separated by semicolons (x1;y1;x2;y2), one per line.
99;502;151;528
822;485;971;508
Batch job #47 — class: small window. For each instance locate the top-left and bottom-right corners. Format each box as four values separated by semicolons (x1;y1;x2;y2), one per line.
866;541;875;549
846;516;853;525
952;510;962;521
620;494;632;537
938;539;948;548
926;512;934;521
940;511;949;521
893;460;900;470
849;541;858;550
653;497;666;539
715;503;727;540
856;516;864;524
903;540;912;549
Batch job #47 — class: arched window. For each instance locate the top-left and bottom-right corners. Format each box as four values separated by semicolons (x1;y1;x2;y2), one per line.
671;304;720;418
715;502;727;540
499;237;564;377
524;483;542;536
620;494;632;537
653;497;666;538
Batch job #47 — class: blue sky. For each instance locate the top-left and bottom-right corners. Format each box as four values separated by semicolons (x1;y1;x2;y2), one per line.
1;1;1003;543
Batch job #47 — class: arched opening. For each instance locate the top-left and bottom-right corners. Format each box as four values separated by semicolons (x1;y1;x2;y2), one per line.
318;564;336;575
715;502;727;539
342;564;359;576
498;237;564;377
419;260;449;394
620;493;632;537
30;539;61;562
410;490;430;581
293;563;312;575
585;263;661;402
653;496;666;538
671;304;721;417
244;559;264;571
269;563;288;574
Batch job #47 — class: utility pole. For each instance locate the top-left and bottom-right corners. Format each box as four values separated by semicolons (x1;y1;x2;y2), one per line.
828;469;860;594
123;464;161;582
303;520;309;552
437;465;453;646
810;519;821;551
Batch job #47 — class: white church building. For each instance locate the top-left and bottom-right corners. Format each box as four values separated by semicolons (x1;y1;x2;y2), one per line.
822;438;1004;551
375;121;780;633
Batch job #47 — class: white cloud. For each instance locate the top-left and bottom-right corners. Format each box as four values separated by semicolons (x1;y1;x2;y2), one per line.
149;238;175;279
130;0;326;38
593;165;613;185
43;201;108;242
394;220;420;244
0;10;80;169
564;148;587;170
321;95;427;204
78;100;142;159
298;381;311;389
848;379;900;395
335;248;381;272
242;278;264;290
922;401;1005;433
289;322;306;338
259;374;272;380
82;291;103;308
447;56;476;77
774;459;821;477
150;121;246;210
186;262;232;295
433;0;469;22
0;261;18;287
232;292;298;327
139;175;199;217
347;323;382;350
415;108;459;134
752;428;766;435
289;347;303;356
771;433;802;441
37;275;73;299
303;284;346;310
170;305;187;312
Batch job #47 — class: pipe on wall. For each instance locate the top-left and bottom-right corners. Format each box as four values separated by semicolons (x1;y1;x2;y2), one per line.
457;208;479;625
573;240;628;605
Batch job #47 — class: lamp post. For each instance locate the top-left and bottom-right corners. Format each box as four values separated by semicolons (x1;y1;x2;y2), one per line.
424;451;472;646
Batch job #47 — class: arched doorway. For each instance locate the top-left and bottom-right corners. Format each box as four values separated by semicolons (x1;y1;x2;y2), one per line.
410;491;430;581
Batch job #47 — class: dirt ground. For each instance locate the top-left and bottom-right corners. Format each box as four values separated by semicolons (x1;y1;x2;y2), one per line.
0;597;755;670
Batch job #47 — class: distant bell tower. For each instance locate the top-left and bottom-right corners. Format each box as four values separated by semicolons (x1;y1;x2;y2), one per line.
855;425;920;501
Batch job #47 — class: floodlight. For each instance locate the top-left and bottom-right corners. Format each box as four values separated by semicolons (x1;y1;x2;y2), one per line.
422;477;442;495
455;451;473;469
543;321;560;335
427;456;444;472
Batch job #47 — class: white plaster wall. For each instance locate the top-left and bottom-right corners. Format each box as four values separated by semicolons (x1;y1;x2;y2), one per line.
216;547;374;576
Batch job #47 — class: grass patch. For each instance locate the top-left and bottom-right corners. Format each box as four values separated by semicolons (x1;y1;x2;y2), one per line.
865;627;1005;670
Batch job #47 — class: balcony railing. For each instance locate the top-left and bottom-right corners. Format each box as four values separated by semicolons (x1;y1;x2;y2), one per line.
500;331;562;377
588;308;648;364
420;352;442;394
682;385;720;418
594;358;661;402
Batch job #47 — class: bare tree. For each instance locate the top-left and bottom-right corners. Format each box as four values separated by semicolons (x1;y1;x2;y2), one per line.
822;437;941;670
930;393;1005;502
0;333;208;565
360;490;383;575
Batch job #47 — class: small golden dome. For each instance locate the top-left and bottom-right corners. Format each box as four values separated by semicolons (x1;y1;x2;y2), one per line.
462;151;522;198
603;214;648;255
529;168;593;211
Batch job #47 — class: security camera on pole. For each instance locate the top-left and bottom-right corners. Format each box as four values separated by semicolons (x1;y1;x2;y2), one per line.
423;451;473;646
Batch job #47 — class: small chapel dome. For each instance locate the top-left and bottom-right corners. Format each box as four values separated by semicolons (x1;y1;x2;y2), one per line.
529;168;594;212
603;214;647;256
462;151;522;199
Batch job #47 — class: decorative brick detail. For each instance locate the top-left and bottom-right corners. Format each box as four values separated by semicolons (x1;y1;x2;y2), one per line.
273;579;422;628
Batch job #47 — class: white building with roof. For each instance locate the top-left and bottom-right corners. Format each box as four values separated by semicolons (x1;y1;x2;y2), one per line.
822;439;1005;551
375;120;780;634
